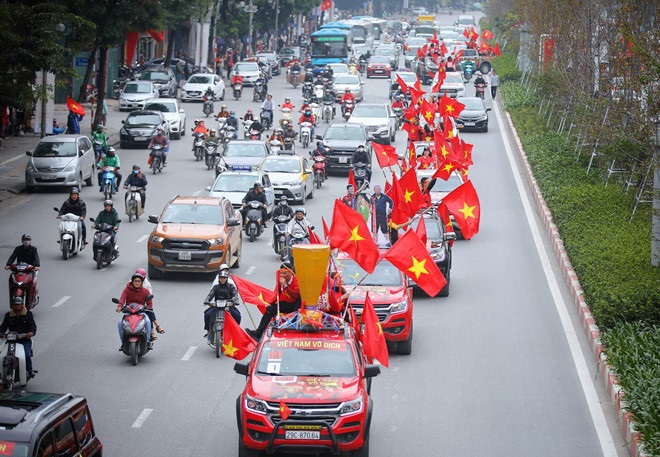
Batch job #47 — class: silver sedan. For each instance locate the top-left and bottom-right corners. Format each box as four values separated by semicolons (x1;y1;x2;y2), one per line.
332;74;365;102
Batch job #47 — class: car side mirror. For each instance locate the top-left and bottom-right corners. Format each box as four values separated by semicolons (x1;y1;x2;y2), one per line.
227;217;240;227
364;364;381;378
26;150;33;156
445;231;457;241
148;215;158;224
234;361;249;376
122;120;125;124
180;109;185;114
205;185;211;191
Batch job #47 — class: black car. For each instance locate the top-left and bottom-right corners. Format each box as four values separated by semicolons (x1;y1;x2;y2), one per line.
120;110;169;148
0;391;103;456
410;212;455;296
415;56;439;85
455;96;491;132
317;122;370;174
140;67;178;98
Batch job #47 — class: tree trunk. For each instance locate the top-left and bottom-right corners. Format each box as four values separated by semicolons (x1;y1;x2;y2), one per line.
165;27;176;66
94;45;108;128
208;2;219;65
78;47;98;104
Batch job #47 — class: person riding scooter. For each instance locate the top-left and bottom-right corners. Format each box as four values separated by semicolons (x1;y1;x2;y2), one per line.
5;235;40;273
286;208;312;243
241;182;268;228
351;144;372;182
57;187;88;245
340;88;355;116
123;165;148;210
116;271;164;344
91;124;108;157
0;297;37;378
298;108;316;139
216;104;230;119
147;127;169;166
282;123;297;146
272;195;294;234
93;200;120;255
226;112;239;139
203;270;241;344
97;147;121;192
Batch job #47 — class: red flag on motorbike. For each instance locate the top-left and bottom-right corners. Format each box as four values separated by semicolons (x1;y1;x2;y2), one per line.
348;168;357;190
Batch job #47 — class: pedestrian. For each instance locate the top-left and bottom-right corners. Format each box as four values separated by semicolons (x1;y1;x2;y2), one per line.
67;110;83;135
175;60;184;86
490;69;500;99
101;99;108;126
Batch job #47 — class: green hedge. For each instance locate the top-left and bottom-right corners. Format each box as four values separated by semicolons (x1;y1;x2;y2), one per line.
490;54;521;82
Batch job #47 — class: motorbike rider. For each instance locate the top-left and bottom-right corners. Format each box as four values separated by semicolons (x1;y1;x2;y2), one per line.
216;104;230;119
261;94;274;127
473;71;487;91
226;112;239;139
147;127;169;165
272;195;294;221
351;144;372;182
322;89;336;117
268;127;284;143
204;86;215;100
445;56;456;72
298;108;316;139
57;187;88;245
391;94;406;110
193;119;208;135
5;235;40;272
322;64;334;80
230;73;244;89
311;141;327;158
0;297;37;378
241;182;268;228
93;200;121;255
123;165;148;209
281;97;294;111
205;128;219;148
288;59;302;83
254;74;268;99
303;69;314;83
203;271;241;343
243;108;255;122
91;124;108;156
97;147;121;192
116;271;164;345
282;123;297;145
340;88;356;116
247;119;263;139
286;208;312;241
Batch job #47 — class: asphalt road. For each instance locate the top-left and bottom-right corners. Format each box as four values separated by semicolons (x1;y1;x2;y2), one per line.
0;29;627;457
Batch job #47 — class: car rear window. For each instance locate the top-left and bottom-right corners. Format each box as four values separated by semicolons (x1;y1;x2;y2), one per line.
161;204;224;225
352;105;387;118
334;75;359;84
124;83;152;94
225;144;266;158
33;141;77;158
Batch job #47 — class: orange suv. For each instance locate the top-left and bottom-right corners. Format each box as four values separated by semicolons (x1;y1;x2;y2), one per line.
147;196;242;279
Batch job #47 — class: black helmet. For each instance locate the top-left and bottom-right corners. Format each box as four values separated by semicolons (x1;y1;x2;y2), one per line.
11;297;24;306
132;165;140;171
254;181;263;189
21;234;31;241
279;195;288;205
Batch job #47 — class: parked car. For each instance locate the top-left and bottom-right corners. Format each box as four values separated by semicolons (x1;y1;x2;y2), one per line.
455;96;491;132
317;122;370;174
119;81;158;111
119;110;169;148
256;51;281;76
25;134;95;191
259;153;314;204
140;68;178;98
144;98;187;139
147;196;243;279
230;61;262;86
332;73;365;101
180;73;226;101
366;55;392;78
206;167;275;215
348;102;397;144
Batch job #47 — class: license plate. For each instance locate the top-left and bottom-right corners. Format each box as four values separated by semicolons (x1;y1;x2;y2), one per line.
178;251;192;260
464;122;475;126
135;136;148;141
338;156;348;163
42;175;58;180
285;431;320;440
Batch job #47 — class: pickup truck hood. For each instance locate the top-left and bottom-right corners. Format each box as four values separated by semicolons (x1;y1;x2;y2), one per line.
345;285;406;303
250;375;360;402
156;224;222;237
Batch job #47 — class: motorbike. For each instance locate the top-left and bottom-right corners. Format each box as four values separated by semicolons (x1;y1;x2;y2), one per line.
279;231;310;267
53;208;83;259
463;63;474;82
216;117;228;141
248;125;262;140
92;138;105;163
0;332;33;391
312;155;327;188
225;125;237;141
309;102;321;122
204;141;221;170
7;264;38;310
244;200;264;242
358;57;368;74
279;107;293;129
393;107;404;129
299;121;313;149
302;81;313;99
192;132;206;161
272;214;292;255
290;70;300;88
100;166;117;200
149;144;164;174
232;80;243;100
202;96;214;118
260;109;273;130
112;297;153;366
353;161;369;190
253;79;266;102
342;99;355;121
204;300;230;358
268;139;282;154
243;119;254;139
125;186;144;223
313;83;325;100
475;82;487;99
283;137;295;151
90;219;118;270
323;100;335;123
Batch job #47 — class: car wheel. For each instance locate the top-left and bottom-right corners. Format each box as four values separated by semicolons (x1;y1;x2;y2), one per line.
232;242;241;268
181;121;186;136
220;90;225;101
148;263;163;280
397;323;413;355
84;172;93;186
307;182;314;199
439;268;450;297
390;129;396;143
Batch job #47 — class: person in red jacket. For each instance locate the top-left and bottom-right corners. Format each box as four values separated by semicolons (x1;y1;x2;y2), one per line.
340;88;355;116
417;147;436;169
116;271;164;341
246;262;300;340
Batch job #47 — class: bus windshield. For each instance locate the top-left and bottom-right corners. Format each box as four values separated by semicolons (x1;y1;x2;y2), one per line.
311;41;347;58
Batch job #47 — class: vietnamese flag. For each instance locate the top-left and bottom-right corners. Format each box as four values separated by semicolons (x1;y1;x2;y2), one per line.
408;86;426;106
419;99;437;124
407;140;417;169
438;94;464;118
348;304;361;338
463;28;470;39
396;74;410;94
279;401;292;420
372;143;398;168
384;230;446;297
360;293;389;367
479;41;491;54
398;168;425;216
493;42;501;56
321;0;332;11
403;105;418;123
432;160;461;181
66;97;85;116
440;42;449;55
431;73;446;94
469;27;479;41
434;130;455;163
388;173;410;225
416;47;425;59
458;140;474;168
231;275;274;313
482;29;494;40
415;215;427;245
442;180;481;239
308;226;323;244
322;217;330;241
348;168;357;190
222;312;257;359
329;200;380;273
437;202;455;247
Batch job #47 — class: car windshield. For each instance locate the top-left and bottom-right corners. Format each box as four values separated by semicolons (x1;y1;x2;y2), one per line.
444;73;464;84
256;340;356;377
330;64;349;73
124;83;151;94
394;73;417;83
334;75;359;84
280;47;298;55
339;259;403;286
433;173;464;192
126;113;161;126
161;204;223;225
410;217;443;240
352;105;387;118
234;62;259;72
462;99;485;110
33;141;77;158
145;102;177;113
324;127;366;141
374;47;394;56
141;72;169;82
369;56;390;64
262;158;300;173
187;75;212;84
212;174;258;192
225;144;266;158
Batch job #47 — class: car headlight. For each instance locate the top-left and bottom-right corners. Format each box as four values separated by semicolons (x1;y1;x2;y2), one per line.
477;115;488;121
339;396;364;416
151;235;165;244
169;119;177;126
63;163;76;172
430;248;446;262
391;299;408;314
26;163;36;173
120;127;127;135
245;395;268;415
208;237;224;246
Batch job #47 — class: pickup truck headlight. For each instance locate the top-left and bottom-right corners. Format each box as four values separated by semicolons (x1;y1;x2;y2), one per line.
339;396;364;416
245;395;268;415
151;235;165;244
208;237;224;246
390;299;408;314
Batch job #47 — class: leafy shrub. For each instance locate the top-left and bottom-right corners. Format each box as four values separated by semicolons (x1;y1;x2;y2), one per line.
490;54;521;82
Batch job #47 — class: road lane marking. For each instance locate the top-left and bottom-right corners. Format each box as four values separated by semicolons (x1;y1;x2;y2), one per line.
52;296;71;308
136;235;148;243
495;105;618;456
193;190;201;196
131;408;153;428
181;346;197;361
245;266;255;275
0;155;25;167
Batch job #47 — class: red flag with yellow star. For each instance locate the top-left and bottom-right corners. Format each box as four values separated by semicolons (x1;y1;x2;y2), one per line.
493;42;501;56
384;230;446;297
321;0;332;11
348;168;357;190
419;99;437;124
279;401;292;420
437;201;455;247
360;293;389;367
387;173;410;225
407;140;417;169
415;214;427;245
398;168;425;216
441;180;480;239
403;105;418;123
482;29;494;40
408;86;426;106
231;275;273;313
439;94;465;119
432;160;462;181
434;130;456;164
396;74;410;94
222;311;257;359
329;200;380;273
372;143;398;168
431;73;446;94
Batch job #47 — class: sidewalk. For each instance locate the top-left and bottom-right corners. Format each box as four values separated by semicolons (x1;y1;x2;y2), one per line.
0;99;122;203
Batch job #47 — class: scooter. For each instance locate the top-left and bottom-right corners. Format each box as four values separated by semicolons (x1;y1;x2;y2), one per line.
353;161;369;190
393;107;404;129
53;208;83;259
268;139;282;154
233;79;243;100
313;83;325;100
216;117;228;141
90;219;118;270
290;70;300;88
253;79;266;102
204;141;221;170
0;332;33;391
149;144;164;174
272;214;292;255
100;166;117;200
312;155;327;188
302;81;313;99
279;107;293;129
192;132;205;161
342;99;355;121
244;201;264;242
283;137;295;151
204;300;229;358
225;125;237;141
112;297;153;366
475;82;487;99
260;109;273;131
299;121;313;149
309;102;321;122
7;264;38;310
323;100;335;123
248;125;263;140
243;119;254;139
463;64;474;82
203;96;214;118
125;186;144;223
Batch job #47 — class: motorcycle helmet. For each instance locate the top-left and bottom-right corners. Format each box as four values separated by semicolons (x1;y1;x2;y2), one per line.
274;127;282;134
219;263;230;271
247;108;253;113
279;196;288;206
107;147;116;157
295;207;306;215
397;94;404;100
209;129;217;136
285;97;290;102
11;297;24;307
135;268;147;277
103;199;113;207
345;88;351;93
254;181;263;189
70;186;80;195
131;273;144;282
156;127;164;133
218;270;230;279
95;124;104;131
21;234;31;242
221;104;227;110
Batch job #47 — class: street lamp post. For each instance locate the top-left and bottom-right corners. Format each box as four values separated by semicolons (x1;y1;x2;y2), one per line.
239;0;258;55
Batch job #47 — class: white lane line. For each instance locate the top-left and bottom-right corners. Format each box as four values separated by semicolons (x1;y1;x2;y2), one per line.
245;266;255;275
136;234;148;243
131;408;153;428
52;296;71;308
192;190;201;196
181;346;197;361
0;155;25;167
495;106;618;456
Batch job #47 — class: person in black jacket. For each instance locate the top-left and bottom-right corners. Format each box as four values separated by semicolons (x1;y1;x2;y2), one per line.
351;145;372;182
0;297;37;377
241;182;269;228
123;165;148;209
5;235;40;269
57;187;87;244
203;271;241;343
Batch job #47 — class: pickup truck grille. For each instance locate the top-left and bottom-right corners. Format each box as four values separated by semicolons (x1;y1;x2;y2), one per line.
162;239;209;250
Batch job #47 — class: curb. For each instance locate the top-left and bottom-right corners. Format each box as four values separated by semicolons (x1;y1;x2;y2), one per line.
502;108;650;457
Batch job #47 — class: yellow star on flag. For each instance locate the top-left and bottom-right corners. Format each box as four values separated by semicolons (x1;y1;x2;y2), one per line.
403;188;415;203
407;256;429;280
442;162;454;173
440;146;450;158
376;322;384;335
222;339;238;357
349;225;365;244
445;104;454;114
459;201;476;219
257;293;268;305
424;111;434;121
